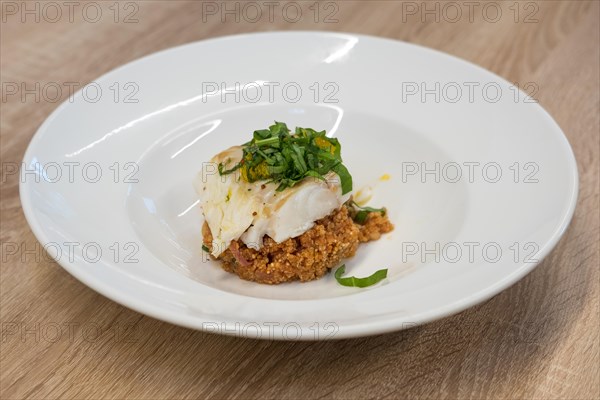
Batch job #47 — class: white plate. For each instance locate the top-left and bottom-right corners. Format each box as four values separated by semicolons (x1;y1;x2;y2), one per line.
20;32;578;340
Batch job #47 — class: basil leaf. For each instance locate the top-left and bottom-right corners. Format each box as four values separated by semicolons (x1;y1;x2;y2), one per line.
351;201;386;224
354;210;369;224
332;163;353;195
334;264;388;288
353;203;386;215
202;245;210;252
253;129;271;140
218;161;241;176
304;170;326;181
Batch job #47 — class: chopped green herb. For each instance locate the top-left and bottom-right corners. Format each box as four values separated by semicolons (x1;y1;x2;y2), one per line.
218;161;241;176
202;245;210;252
350;201;386;224
218;122;352;194
334;264;388;288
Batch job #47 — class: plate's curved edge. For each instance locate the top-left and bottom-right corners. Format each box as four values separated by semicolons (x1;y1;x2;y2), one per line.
18;31;580;340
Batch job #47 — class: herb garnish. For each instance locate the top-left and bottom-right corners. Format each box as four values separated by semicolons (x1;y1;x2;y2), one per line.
202;245;210;252
334;264;388;288
350;201;387;224
218;122;352;194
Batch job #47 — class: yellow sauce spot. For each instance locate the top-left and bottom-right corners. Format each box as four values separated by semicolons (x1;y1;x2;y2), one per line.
379;174;391;181
242;160;270;182
353;186;373;206
314;137;335;154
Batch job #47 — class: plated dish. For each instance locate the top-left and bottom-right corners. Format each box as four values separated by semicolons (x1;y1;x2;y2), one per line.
20;32;578;339
195;122;393;284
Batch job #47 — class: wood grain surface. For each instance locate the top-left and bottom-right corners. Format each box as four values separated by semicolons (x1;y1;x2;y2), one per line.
1;1;599;399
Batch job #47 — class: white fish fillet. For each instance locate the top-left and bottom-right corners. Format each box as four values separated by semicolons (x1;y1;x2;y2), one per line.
195;146;350;257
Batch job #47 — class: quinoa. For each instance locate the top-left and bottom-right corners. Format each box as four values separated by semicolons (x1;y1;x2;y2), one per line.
353;209;395;242
202;205;394;284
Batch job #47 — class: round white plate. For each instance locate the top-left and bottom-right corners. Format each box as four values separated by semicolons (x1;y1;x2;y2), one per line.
20;32;578;340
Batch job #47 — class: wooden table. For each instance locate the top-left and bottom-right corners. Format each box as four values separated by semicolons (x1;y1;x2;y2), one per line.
1;1;598;398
